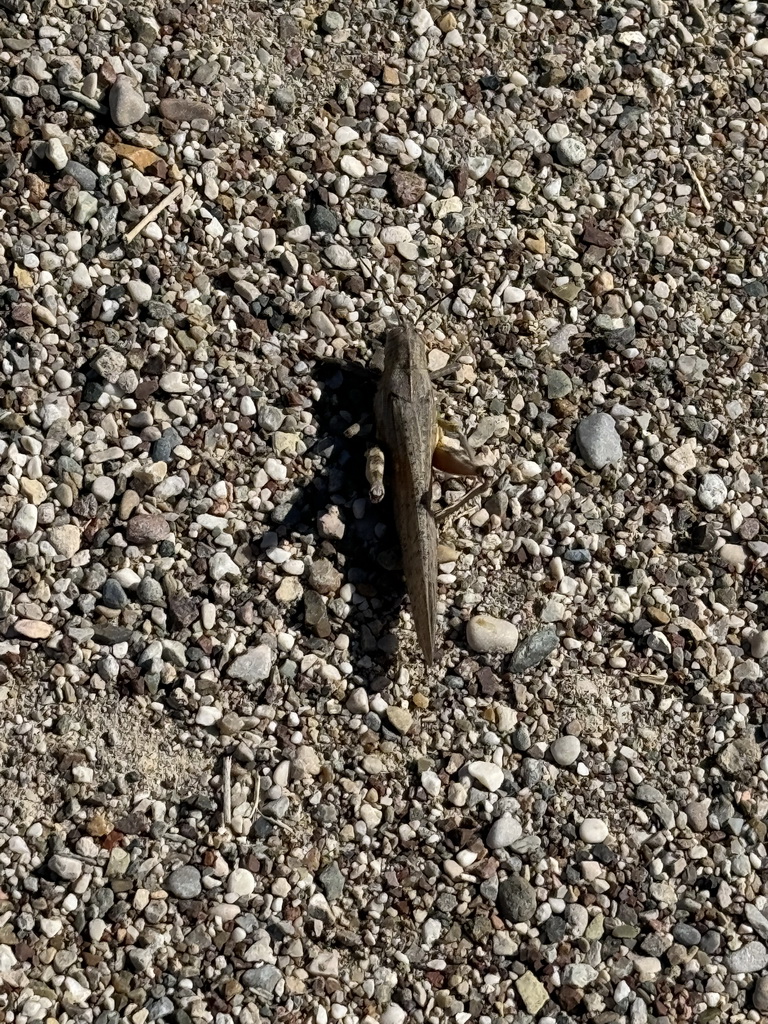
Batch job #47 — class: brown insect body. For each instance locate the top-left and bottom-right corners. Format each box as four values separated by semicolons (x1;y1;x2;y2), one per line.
374;326;438;664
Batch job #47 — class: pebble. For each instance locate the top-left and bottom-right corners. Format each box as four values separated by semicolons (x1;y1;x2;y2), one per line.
753;977;768;1011
159;97;215;122
467;761;504;792
487;813;523;849
466;614;519;654
109;76;147;127
47;524;81;559
576;413;623;469
12;503;38;539
550;735;581;766
556;137;588;166
726;941;768;974
91;477;116;503
386;706;413;734
750;631;768;659
698;472;727;509
516;972;548;1015
580;818;609;843
227;868;256;897
496;874;537;922
226;645;273;684
166;865;202;899
127;279;153;304
509;629;559;672
126;515;171;545
325;244;357;269
46;137;68;170
2;4;768;1019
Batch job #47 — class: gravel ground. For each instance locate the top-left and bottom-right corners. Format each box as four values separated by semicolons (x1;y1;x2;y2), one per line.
2;0;768;1021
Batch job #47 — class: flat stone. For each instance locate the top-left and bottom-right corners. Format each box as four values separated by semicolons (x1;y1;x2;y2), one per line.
515;972;548;1015
726;940;768;974
109;76;147;127
14;618;53;640
466;614;519;654
509;629;559;672
318;861;345;900
576;412;623;469
325;244;357;269
127;515;171;545
159;97;215;122
386;706;413;734
227;645;273;684
744;905;768;941
664;442;697;475
563;963;598;987
48;853;83;881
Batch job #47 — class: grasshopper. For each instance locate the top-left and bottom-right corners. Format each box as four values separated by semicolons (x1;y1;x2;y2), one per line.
365;323;492;665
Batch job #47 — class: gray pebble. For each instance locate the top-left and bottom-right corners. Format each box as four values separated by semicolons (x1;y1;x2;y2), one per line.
509;629;559;672
227;645;273;684
496;875;536;922
318;861;345;900
166;864;202;899
320;9;344;31
753;976;768;1012
487;813;523;849
109;75;147;127
576;412;623;469
726;940;768;974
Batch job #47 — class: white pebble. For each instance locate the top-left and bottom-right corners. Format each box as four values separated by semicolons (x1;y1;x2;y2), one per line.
467;760;504;792
466;615;519;654
550;735;581;766
579;818;609;844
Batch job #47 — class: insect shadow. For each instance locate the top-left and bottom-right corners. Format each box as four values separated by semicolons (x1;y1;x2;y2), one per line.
270;349;408;690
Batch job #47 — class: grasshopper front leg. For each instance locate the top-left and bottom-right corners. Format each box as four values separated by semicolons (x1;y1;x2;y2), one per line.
432;419;492;522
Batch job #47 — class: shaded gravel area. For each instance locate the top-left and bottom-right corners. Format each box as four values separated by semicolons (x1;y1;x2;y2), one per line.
2;0;768;1021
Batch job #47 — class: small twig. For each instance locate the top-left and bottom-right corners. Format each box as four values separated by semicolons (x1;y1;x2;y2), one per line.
684;158;711;213
124;181;184;242
250;773;261;825
222;755;232;828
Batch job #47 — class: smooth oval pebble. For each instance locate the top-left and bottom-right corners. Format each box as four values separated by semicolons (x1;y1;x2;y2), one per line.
550;735;581;766
579;818;609;844
466;615;519;654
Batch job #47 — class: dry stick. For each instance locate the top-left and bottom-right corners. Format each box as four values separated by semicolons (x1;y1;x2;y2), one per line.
124;181;184;242
684;159;711;213
222;755;232;828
